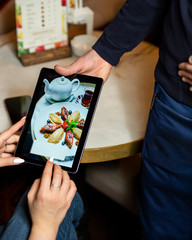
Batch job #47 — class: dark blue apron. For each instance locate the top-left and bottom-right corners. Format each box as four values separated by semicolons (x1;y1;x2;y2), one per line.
139;83;192;240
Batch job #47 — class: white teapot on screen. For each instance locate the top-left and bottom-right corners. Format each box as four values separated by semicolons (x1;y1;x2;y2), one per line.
43;76;80;101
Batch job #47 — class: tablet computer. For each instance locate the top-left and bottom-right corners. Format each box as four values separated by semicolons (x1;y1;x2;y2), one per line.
15;67;103;173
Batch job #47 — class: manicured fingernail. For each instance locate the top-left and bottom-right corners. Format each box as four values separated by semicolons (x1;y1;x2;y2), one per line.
189;56;192;63
49;156;54;162
21;116;26;120
14;158;25;164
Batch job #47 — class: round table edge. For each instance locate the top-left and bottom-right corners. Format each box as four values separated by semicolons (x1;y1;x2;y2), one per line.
81;138;144;163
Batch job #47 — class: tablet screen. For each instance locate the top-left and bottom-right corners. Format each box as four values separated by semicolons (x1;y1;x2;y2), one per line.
15;68;103;173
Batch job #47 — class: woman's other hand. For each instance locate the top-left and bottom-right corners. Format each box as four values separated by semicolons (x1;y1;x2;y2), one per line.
0;117;25;167
178;55;192;91
54;49;112;83
28;158;77;240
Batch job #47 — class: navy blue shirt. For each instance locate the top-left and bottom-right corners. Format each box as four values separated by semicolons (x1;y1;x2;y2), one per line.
93;0;192;106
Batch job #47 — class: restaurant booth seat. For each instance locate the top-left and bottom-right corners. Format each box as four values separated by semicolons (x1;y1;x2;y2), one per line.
85;154;141;215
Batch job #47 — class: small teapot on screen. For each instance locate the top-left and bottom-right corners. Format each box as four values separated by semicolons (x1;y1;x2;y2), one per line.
43;76;80;101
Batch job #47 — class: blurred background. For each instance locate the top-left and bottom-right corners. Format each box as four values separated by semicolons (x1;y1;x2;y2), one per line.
0;0;162;239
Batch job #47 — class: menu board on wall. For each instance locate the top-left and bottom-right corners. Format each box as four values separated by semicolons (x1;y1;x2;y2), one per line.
15;0;72;65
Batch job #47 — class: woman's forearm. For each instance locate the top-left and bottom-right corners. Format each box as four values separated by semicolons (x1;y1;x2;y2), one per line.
28;225;58;240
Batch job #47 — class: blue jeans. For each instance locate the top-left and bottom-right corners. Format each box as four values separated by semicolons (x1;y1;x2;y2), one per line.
0;190;84;240
139;83;192;239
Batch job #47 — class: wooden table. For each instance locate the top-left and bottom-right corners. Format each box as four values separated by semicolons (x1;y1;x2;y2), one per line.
0;31;159;163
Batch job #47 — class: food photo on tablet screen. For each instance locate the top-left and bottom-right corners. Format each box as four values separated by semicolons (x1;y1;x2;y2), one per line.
15;68;103;173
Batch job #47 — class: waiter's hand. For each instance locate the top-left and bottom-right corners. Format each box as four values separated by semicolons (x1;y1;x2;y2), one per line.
178;55;192;91
54;49;112;83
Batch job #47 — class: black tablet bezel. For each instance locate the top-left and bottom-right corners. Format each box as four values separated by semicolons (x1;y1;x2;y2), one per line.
15;67;103;173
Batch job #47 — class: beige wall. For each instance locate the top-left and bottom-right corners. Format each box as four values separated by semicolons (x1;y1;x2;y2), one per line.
0;0;126;34
84;0;126;29
0;0;15;34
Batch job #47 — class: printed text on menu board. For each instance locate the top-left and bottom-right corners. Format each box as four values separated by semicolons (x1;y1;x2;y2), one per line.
16;0;68;55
